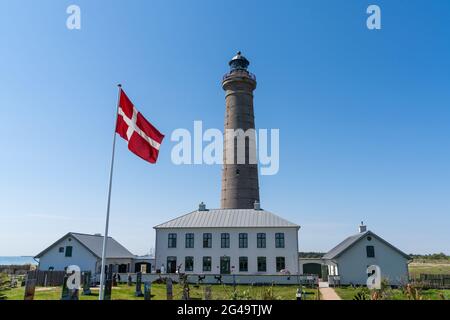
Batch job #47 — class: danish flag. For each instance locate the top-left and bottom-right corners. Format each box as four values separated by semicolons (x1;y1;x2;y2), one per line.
115;88;165;163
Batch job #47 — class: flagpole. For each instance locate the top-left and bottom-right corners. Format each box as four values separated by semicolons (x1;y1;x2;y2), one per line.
99;84;122;300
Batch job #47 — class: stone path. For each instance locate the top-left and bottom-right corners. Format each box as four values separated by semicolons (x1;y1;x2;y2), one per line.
319;282;342;300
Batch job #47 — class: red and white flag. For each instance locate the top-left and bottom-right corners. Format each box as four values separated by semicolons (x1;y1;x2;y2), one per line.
116;89;164;163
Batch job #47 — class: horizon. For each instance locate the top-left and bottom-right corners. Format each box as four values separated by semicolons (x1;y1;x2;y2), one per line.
1;0;450;257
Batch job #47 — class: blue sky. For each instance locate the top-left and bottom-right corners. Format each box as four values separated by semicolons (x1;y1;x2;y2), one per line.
0;0;449;256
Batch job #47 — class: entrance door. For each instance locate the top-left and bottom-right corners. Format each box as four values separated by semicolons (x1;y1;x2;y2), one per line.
220;257;230;274
167;257;177;273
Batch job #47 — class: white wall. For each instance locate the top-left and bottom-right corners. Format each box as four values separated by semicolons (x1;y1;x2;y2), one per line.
334;235;409;285
155;227;299;274
38;236;98;274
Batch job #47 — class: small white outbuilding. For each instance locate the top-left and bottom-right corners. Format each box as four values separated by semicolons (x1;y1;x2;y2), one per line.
35;232;136;275
323;223;411;286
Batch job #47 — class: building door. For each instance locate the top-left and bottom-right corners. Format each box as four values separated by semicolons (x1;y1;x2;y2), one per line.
167;257;177;273
220;257;230;274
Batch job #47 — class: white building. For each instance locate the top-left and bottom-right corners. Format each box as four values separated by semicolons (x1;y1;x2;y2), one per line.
35;232;136;275
154;203;300;275
323;223;410;286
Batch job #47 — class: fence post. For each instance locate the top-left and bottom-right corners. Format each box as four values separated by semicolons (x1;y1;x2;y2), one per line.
144;282;151;300
24;271;36;300
166;277;173;300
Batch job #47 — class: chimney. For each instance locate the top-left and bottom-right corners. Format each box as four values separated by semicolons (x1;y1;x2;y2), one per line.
359;221;367;233
254;200;261;210
198;202;207;211
94;233;101;236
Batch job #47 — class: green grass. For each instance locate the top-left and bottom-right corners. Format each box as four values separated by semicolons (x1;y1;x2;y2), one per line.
3;284;319;301
334;287;450;300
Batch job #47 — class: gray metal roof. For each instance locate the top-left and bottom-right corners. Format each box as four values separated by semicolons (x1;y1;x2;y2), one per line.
154;209;299;229
36;232;135;259
323;231;410;260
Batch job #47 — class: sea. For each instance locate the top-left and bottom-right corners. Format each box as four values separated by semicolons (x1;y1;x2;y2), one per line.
0;256;38;266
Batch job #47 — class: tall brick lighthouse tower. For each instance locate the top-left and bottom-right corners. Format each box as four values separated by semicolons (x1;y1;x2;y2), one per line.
221;52;260;209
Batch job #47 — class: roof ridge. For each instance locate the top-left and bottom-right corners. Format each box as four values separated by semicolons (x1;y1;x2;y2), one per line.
70;232;112;238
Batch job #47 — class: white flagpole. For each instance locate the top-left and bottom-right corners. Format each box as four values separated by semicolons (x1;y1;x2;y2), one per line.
99;84;122;300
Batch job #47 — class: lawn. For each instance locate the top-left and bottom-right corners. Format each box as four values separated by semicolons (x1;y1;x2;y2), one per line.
3;284;319;301
334;287;450;300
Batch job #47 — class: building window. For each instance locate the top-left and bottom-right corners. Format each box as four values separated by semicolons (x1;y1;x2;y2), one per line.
203;233;212;248
275;233;285;248
185;256;194;272
257;233;266;248
168;233;177;248
239;233;248;248
276;257;286;272
59;247;64;253
257;257;266;272
366;246;375;258
203;256;212;271
185;233;194;248
65;246;72;257
239;257;248;272
221;233;230;248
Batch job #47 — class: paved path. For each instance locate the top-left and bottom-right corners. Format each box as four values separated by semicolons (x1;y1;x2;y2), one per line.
319;282;342;300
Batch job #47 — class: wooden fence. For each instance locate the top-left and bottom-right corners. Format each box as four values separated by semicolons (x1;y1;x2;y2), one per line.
26;270;89;287
410;274;450;289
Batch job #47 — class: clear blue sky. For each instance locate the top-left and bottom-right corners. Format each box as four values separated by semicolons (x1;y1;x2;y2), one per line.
1;0;449;256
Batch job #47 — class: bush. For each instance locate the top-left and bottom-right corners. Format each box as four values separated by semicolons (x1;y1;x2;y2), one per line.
0;273;11;300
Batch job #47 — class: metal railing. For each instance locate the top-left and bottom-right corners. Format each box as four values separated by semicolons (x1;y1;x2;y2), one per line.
223;70;256;81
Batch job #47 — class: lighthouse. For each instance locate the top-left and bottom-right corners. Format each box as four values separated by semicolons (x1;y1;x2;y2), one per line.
153;52;300;277
221;52;260;209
